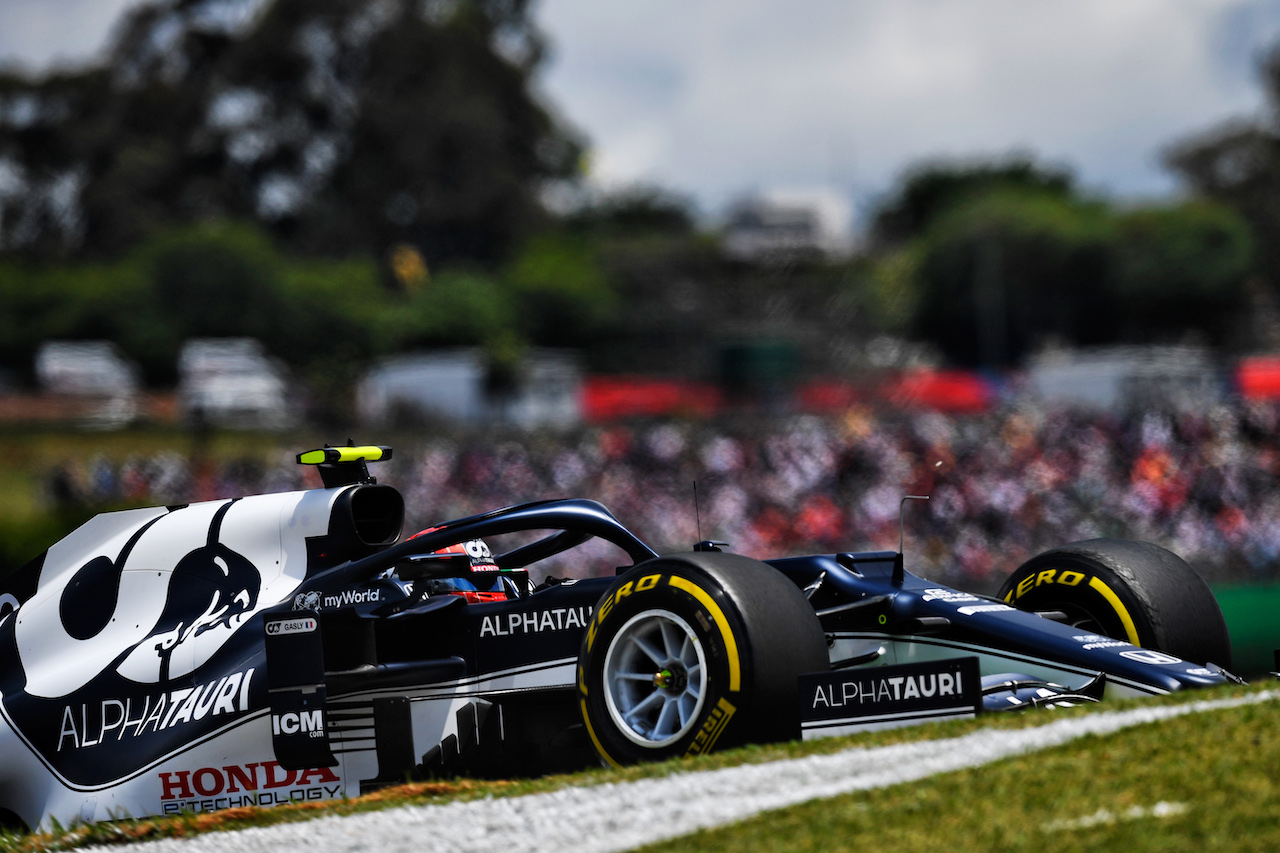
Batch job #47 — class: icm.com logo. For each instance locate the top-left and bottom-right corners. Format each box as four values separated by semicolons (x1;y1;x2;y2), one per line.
272;710;325;738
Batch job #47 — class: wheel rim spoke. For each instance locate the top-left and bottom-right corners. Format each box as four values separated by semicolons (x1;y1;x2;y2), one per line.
631;634;666;666
679;633;696;666
614;670;657;682
677;693;695;727
603;608;709;748
658;620;681;660
654;697;679;738
686;664;702;695
623;690;665;726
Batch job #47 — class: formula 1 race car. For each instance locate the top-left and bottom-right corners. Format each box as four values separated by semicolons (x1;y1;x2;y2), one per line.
0;446;1239;829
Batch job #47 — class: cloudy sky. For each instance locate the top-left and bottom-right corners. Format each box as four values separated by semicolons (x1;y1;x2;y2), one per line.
5;0;1280;222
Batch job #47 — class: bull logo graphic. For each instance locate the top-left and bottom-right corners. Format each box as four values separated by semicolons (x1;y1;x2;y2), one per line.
144;500;260;682
0;489;338;786
13;498;277;699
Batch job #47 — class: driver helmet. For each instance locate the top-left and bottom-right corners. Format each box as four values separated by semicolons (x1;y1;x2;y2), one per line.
431;538;499;573
406;529;504;601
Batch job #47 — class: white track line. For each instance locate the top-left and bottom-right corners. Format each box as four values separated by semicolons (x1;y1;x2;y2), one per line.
91;691;1276;853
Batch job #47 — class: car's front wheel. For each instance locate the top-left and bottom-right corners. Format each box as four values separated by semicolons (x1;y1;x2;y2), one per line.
999;538;1231;669
578;551;829;766
602;607;709;748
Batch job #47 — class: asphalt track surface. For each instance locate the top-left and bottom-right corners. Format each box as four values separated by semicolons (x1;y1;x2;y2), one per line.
92;691;1276;853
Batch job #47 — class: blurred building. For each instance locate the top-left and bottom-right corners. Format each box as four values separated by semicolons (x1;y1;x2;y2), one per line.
721;189;854;261
35;341;139;396
178;338;297;430
1026;345;1224;411
357;348;582;429
34;341;140;428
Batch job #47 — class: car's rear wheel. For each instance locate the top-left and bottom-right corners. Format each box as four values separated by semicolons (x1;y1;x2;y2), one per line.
578;551;829;765
998;538;1231;669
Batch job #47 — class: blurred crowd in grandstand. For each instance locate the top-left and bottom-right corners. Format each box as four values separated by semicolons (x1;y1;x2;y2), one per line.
43;400;1280;591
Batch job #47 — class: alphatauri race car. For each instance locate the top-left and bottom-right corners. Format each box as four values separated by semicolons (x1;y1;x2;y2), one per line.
0;446;1238;829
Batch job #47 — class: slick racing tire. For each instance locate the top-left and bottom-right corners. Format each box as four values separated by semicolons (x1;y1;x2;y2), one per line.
998;538;1231;669
577;551;829;766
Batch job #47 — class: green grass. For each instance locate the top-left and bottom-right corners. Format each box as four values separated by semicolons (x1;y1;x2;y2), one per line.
2;684;1274;852
645;689;1280;853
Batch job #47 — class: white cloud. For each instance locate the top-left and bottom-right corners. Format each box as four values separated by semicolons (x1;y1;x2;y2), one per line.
0;0;146;72
536;0;1280;215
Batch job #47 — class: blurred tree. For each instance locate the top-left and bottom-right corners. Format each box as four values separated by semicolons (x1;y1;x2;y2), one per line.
870;157;1075;247
903;184;1252;367
865;247;922;332
0;0;582;264
504;232;614;345
1166;44;1280;298
384;267;515;349
910;188;1113;367
0;222;397;383
1110;202;1253;344
149;226;286;341
564;186;696;236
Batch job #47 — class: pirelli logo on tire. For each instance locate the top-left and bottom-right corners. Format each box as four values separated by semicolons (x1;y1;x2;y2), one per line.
1003;567;1141;646
1004;568;1088;602
585;573;662;652
686;698;736;757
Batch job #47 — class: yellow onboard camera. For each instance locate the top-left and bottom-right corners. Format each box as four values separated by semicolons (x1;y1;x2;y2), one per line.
296;444;392;487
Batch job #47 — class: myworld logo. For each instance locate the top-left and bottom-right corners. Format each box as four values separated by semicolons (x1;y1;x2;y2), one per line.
293;589;380;611
324;589;379;608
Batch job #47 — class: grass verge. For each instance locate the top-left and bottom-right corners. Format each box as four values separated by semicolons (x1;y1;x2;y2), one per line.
644;686;1280;853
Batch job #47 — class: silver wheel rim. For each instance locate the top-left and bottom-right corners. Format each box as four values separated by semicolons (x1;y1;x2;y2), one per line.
602;608;708;748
